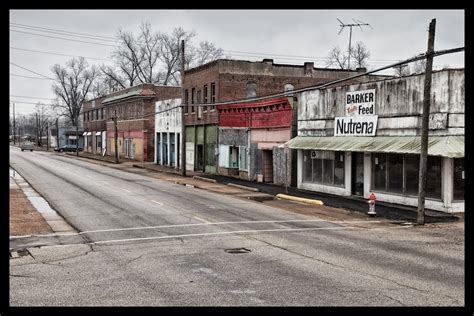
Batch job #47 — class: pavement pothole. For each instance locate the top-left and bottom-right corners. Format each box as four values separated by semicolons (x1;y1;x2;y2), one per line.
225;248;252;254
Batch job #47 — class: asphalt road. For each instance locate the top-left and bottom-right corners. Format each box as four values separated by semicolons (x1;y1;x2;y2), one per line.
9;148;465;306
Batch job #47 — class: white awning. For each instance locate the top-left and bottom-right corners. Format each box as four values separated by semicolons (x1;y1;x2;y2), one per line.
86;132;92;136
95;132;102;136
82;132;87;136
68;135;78;139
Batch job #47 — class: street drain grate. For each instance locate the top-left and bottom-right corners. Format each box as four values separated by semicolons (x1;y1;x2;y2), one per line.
225;248;252;254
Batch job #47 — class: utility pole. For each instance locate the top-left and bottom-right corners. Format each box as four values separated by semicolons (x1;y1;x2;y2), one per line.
180;39;186;177
114;109;119;164
75;111;79;157
35;113;39;147
13;102;16;145
417;18;436;226
337;18;372;69
56;117;59;148
46;122;49;151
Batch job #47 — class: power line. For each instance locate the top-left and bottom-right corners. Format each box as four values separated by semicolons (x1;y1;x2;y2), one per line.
10;30;117;47
10;22;116;40
10;62;57;81
10;47;112;62
10;73;54;80
10;24;118;43
8;100;58;106
10;95;56;100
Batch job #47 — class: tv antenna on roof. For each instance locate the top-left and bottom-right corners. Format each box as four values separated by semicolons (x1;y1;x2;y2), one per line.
337;18;372;70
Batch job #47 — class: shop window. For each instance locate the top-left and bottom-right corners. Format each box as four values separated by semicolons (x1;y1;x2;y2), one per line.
203;85;208;112
404;155;420;196
229;146;239;168
322;151;334;184
426;156;441;199
334;152;345;186
371;153;441;199
303;151;313;182
302;150;344;186
453;158;464;201
372;153;387;191
388;154;404;193
191;88;195;113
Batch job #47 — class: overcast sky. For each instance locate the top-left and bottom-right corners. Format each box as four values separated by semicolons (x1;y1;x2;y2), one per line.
9;9;464;115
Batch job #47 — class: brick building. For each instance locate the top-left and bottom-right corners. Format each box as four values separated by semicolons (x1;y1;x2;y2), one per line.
82;96;106;155
183;58;375;175
102;84;181;162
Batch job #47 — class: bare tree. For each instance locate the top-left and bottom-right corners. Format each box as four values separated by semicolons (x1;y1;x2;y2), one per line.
326;46;348;69
350;41;370;69
158;27;196;85
33;103;52;146
411;59;427;74
393;63;410;77
51;57;98;127
192;41;224;67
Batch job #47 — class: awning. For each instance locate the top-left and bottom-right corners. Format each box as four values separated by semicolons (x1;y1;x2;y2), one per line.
285;135;464;158
82;132;87;136
95;132;102;136
68;135;78;139
86;132;92;136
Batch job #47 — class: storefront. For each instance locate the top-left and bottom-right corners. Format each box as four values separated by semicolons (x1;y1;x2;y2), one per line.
287;69;464;213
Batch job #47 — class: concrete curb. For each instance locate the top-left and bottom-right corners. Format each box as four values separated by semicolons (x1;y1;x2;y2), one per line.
193;176;217;183
276;193;324;205
227;183;260;192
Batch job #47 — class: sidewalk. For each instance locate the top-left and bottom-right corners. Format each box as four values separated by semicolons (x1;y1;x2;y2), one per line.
61;151;461;224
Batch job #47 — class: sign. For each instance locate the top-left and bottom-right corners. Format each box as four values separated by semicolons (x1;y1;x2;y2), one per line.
345;89;375;116
334;116;378;136
429;113;448;130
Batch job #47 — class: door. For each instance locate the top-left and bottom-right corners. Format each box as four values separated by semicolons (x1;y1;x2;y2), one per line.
262;150;273;183
130;140;135;160
352;152;364;196
196;144;204;171
170;133;175;167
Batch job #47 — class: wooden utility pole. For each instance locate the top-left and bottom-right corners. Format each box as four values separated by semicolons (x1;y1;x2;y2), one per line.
180;39;186;177
75;112;79;156
35;113;39;146
46;122;49;151
56;117;59;148
417;18;436;226
114;109;119;164
13;102;16;145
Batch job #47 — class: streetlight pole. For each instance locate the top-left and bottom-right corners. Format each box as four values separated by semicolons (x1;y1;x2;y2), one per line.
114;109;119;164
13;102;16;145
180;39;186;176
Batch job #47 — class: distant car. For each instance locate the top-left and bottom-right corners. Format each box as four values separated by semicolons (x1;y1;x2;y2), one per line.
54;144;84;152
21;142;34;152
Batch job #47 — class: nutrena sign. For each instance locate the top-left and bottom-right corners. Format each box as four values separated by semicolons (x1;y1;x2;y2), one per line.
334;116;378;136
335;89;378;136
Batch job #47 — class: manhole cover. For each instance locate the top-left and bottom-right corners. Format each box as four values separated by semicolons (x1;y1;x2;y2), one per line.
225;248;252;254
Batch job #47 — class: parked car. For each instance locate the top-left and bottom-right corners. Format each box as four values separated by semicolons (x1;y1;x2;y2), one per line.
20;142;34;152
54;144;84;152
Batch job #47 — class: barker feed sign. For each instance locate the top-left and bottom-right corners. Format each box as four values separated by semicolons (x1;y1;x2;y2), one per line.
345;89;375;116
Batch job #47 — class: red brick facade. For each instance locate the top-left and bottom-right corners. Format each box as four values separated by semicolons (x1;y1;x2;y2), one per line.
102;84;181;162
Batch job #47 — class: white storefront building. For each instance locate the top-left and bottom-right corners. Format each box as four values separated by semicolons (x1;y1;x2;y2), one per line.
154;98;182;169
286;69;464;213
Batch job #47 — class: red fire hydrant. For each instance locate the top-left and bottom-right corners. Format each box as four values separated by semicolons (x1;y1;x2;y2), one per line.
368;192;376;217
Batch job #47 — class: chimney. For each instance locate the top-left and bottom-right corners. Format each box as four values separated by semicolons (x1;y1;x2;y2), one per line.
356;67;367;73
262;59;273;65
304;62;314;75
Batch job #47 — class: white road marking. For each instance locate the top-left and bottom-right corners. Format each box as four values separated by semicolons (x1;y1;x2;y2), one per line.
193;216;212;223
9;219;382;239
151;199;163;206
93;226;364;244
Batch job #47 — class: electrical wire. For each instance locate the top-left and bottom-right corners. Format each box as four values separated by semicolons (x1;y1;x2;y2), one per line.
10;47;112;62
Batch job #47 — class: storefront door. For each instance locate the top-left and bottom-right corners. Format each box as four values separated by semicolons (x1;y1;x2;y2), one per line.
352;152;364;196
